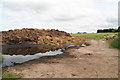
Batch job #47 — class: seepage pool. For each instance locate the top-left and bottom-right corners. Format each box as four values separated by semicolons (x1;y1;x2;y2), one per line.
1;49;63;67
1;43;86;67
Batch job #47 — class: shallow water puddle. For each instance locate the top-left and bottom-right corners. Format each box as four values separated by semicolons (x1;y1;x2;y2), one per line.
1;43;87;67
1;49;63;67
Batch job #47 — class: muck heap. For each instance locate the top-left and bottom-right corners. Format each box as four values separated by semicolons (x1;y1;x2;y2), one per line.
1;28;86;55
1;28;85;45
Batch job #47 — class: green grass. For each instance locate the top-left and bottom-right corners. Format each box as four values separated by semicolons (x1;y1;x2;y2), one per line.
71;32;119;49
0;53;21;80
71;33;117;40
2;71;21;80
108;37;120;49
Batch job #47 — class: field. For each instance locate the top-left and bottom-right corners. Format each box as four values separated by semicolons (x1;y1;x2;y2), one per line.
71;33;117;39
71;32;119;49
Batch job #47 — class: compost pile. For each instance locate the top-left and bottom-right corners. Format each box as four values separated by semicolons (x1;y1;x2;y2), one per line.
1;28;85;45
1;28;86;55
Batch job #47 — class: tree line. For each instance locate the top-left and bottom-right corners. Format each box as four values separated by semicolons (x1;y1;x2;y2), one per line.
97;26;120;33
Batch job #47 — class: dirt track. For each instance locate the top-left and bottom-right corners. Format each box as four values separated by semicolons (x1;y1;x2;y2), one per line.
4;39;118;78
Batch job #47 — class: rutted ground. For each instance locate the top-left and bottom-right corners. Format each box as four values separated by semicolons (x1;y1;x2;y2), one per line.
4;39;118;78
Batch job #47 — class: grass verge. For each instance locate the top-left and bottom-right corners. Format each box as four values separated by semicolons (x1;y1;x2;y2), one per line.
2;71;21;80
0;53;22;80
108;37;120;49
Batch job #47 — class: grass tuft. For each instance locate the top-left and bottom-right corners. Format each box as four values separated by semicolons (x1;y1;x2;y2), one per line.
2;72;21;80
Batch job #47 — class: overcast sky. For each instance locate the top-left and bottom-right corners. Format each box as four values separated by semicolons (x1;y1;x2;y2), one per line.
0;0;119;33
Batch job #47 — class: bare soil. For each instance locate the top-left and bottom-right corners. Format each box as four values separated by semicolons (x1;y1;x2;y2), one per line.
4;39;118;78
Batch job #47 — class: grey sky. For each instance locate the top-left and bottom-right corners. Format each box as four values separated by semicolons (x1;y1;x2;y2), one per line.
0;0;118;33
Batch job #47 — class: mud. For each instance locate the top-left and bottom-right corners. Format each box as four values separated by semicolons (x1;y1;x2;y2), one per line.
3;40;118;78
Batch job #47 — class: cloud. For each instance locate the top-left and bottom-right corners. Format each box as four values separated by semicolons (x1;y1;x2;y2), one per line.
0;0;118;33
106;18;117;24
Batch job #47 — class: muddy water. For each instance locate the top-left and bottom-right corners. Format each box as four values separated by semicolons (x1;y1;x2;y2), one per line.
1;43;86;67
2;43;78;55
1;49;63;67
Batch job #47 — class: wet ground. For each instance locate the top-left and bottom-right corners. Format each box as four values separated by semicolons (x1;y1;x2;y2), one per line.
2;43;83;55
3;40;118;78
1;43;86;67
